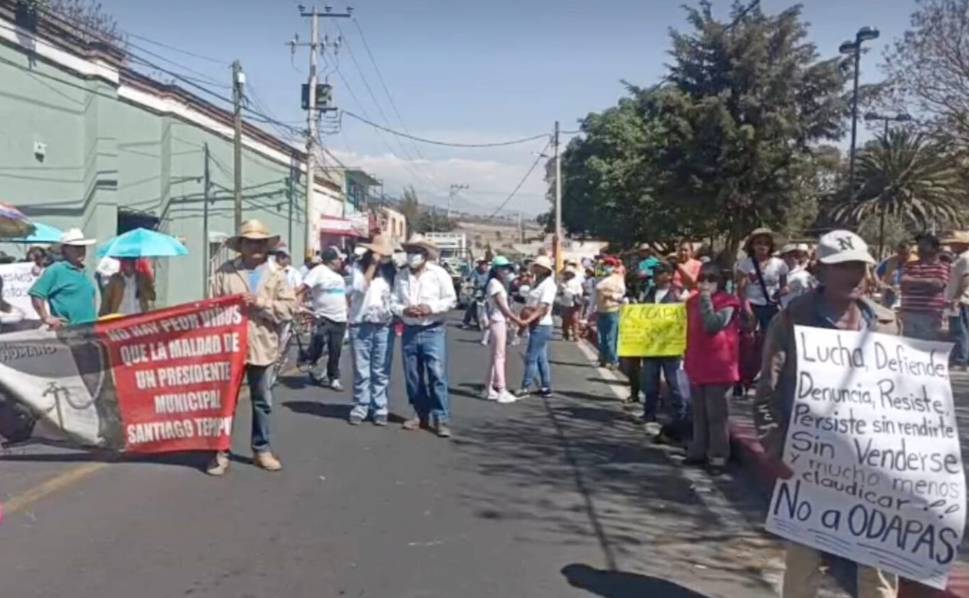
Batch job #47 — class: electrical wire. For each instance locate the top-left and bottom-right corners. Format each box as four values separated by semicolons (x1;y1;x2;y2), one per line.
343;111;551;148
345;19;427;161
124;32;229;66
488;139;552;219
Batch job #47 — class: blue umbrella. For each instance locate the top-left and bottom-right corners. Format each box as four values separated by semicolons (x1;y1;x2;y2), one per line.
7;221;63;244
97;228;188;258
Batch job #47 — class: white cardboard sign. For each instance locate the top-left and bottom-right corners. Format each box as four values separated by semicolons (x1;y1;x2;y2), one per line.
765;325;965;589
0;262;40;320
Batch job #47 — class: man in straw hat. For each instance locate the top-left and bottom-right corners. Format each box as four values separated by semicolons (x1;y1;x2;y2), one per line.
391;234;457;438
754;230;898;598
29;228;98;328
207;219;297;475
945;230;969;369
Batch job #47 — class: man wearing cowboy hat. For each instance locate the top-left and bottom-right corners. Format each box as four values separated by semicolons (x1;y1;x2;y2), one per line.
29;228;98;328
299;246;349;390
945;230;969;369
391;234;457;438
207;219;297;475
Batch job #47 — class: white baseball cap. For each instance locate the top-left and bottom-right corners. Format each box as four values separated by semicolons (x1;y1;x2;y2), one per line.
817;230;875;265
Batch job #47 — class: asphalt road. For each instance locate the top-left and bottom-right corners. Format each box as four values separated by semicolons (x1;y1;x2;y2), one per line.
0;314;791;598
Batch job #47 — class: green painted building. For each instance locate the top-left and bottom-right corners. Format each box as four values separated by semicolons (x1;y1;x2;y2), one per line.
0;3;347;306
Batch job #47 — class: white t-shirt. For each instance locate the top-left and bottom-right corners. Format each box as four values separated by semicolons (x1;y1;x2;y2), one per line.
302;264;348;322
120;274;140;315
781;266;815;308
527;276;558;326
348;266;393;325
736;256;788;306
486;277;507;323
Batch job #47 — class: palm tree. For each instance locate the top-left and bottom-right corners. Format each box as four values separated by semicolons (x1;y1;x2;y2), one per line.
832;129;965;257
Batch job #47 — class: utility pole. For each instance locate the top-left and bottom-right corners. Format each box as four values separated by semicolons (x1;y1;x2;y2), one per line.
232;60;245;231
554;120;562;272
202;143;211;298
447;183;468;223
286;172;294;249
293;5;352;259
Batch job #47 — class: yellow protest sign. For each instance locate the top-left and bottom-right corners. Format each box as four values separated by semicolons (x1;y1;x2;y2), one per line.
617;303;687;357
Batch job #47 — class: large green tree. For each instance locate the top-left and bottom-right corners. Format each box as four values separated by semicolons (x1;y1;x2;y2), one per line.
644;1;847;256
557;1;848;257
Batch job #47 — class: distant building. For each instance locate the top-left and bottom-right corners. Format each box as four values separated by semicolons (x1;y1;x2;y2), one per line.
376;206;407;246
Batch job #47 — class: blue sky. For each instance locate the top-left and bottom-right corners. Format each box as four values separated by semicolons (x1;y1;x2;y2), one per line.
98;0;916;216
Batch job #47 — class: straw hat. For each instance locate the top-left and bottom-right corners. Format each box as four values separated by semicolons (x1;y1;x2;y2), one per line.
744;227;779;251
400;233;440;259
358;234;395;256
780;242;810;255
227;220;280;252
532;255;553;272
57;228;96;247
942;230;969;245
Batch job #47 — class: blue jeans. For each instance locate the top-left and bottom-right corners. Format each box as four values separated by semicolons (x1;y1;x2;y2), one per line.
598;311;620;365
247;364;272;452
951;305;969;366
642;357;687;424
401;325;449;424
350;323;394;418
522;324;552;390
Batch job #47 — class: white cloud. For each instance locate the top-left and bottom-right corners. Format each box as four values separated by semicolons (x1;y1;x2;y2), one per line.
324;148;551;217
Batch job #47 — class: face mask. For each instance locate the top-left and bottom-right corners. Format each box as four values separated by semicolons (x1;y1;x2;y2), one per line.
407;253;425;269
603;267;614;275
499;270;512;282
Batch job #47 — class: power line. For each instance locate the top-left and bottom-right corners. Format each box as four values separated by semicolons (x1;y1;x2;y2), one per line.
345;19;427;161
488;139;552;219
343;111;550;148
124;32;229;66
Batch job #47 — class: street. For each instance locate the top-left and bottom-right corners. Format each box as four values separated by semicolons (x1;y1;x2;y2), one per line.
0;313;788;598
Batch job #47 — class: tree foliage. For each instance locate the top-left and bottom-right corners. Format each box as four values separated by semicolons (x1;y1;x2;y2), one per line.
832;129;965;230
884;0;969;151
397;186;456;234
558;1;848;257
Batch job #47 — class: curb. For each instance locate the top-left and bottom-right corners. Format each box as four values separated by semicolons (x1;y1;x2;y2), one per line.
729;418;969;598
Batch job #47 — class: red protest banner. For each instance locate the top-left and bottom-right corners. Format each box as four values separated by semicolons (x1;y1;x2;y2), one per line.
0;296;248;453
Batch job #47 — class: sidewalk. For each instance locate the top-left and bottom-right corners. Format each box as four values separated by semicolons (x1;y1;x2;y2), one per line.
577;335;969;598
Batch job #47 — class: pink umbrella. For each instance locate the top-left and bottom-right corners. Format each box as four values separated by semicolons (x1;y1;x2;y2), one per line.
0;203;35;238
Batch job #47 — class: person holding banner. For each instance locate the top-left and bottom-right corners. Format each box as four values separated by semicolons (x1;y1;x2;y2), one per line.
683;262;740;474
99;258;156;316
207;220;297;475
639;262;688;437
753;230;898;598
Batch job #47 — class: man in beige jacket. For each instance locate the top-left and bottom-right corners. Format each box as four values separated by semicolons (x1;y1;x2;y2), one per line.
207;220;297;476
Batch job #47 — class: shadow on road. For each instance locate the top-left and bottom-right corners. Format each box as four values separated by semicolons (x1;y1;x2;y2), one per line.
283;400;351;421
561;563;709;598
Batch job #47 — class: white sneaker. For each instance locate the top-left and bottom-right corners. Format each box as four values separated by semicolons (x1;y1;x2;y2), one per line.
496;390;519;404
482;387;500;401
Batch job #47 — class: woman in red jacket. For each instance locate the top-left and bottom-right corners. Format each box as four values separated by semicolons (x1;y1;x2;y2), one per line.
683;262;740;475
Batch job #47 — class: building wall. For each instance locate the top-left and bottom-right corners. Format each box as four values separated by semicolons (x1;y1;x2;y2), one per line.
0;21;344;306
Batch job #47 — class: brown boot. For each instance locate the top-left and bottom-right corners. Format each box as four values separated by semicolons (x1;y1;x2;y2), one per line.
205;452;230;477
254;451;282;472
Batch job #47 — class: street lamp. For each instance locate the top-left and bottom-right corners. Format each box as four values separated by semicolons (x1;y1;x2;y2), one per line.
840;26;880;193
864;112;913;137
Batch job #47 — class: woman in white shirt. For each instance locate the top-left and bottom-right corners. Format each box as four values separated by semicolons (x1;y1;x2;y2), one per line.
735;228;788;332
517;255;558;397
779;243;815;308
483;256;524;404
347;235;397;426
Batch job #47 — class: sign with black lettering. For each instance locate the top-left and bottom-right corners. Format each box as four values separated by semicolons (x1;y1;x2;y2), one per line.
765;326;965;589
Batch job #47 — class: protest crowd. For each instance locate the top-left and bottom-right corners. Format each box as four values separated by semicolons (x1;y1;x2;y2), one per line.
0;213;967;598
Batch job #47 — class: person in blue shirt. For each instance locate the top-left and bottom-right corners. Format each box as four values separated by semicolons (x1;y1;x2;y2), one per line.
29;228;97;328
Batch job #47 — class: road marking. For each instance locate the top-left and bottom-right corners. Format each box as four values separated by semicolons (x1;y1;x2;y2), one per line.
0;365;304;517
3;461;108;514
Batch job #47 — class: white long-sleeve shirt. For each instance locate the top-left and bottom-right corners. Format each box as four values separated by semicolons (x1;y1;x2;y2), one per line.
391;262;457;326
